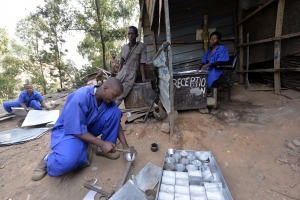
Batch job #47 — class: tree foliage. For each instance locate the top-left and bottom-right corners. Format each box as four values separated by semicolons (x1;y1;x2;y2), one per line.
0;27;9;56
34;0;74;88
1;0;140;101
72;0;139;70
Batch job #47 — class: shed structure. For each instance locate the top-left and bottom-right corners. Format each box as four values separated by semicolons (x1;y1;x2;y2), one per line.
139;0;300;135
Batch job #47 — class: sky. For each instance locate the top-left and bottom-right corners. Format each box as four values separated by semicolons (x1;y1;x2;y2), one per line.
0;0;89;68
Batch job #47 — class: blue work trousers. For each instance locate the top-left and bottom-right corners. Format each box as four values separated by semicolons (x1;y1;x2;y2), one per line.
46;107;121;177
3;100;42;113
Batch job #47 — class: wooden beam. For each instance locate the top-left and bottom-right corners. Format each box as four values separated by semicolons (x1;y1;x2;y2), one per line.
138;0;145;42
238;68;300;73
145;37;236;45
238;0;244;83
151;30;157;54
237;0;275;25
274;0;285;94
238;32;300;47
203;15;209;52
164;0;174;137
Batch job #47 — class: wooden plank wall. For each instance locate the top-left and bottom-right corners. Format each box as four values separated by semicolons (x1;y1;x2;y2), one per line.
143;0;237;72
242;0;300;65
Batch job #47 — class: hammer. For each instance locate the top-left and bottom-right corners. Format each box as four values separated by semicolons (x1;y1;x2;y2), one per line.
113;146;135;158
84;183;114;199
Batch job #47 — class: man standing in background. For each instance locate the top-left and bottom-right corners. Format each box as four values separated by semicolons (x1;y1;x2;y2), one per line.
95;69;106;85
109;50;120;77
116;26;147;106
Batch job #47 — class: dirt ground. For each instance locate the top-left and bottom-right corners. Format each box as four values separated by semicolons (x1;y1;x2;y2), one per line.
0;83;300;200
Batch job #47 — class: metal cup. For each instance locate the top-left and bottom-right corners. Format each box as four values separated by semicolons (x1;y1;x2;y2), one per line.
164;162;175;171
180;151;188;158
167;149;174;157
175;163;185;172
173;153;181;163
180;158;189;165
194;151;202;158
187;155;196;163
186;164;197;171
165;157;175;164
192;160;202;168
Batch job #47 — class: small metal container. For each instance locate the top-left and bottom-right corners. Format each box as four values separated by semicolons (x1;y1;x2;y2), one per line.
186;164;197;171
192;160;202;168
180;151;188;158
172;153;181;163
175;163;185;172
180;158;189;165
163;163;174;171
165;157;175;164
194;151;202;158
167;149;174;157
187;155;196;163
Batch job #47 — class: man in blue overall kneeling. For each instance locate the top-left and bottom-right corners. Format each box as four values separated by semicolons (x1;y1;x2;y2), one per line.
2;83;50;116
32;77;131;181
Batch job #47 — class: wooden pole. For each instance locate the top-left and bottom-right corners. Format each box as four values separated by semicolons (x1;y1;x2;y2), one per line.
238;32;300;47
245;33;250;89
151;30;157;54
164;0;174;137
237;0;274;25
274;0;285;94
238;0;244;83
203;15;209;52
137;0;145;42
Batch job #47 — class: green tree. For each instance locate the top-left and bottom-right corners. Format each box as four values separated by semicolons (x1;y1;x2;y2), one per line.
0;27;9;56
72;0;139;70
0;30;23;102
16;15;49;94
35;0;73;88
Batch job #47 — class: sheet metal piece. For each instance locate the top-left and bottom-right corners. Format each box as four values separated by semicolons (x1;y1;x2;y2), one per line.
153;48;171;114
0;114;16;122
110;180;148;200
0;128;49;146
12;107;27;116
83;186;102;200
134;162;162;192
46;121;55;127
21;110;59;127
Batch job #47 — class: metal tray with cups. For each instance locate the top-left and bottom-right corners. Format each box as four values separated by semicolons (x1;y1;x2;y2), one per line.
155;149;233;200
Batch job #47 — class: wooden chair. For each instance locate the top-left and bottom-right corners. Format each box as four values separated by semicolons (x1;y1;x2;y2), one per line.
214;55;238;101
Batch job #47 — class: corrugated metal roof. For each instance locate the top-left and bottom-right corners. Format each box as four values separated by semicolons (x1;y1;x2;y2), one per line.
241;0;269;10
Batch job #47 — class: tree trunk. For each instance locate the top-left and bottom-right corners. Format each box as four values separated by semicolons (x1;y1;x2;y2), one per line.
55;33;63;88
36;35;47;94
95;0;107;70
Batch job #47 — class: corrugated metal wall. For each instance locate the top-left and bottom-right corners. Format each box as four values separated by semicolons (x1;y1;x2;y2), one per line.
243;0;300;65
143;0;237;72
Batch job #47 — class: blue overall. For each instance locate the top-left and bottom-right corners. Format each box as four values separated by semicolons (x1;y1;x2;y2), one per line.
3;90;43;112
46;85;122;176
202;44;229;87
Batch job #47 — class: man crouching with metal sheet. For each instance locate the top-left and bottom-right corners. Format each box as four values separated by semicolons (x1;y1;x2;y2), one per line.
31;77;131;181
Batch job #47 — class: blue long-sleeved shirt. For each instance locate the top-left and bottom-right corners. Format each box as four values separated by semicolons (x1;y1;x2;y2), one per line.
202;44;229;87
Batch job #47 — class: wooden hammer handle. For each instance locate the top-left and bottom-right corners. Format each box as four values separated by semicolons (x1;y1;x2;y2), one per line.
113;148;130;153
83;183;112;197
